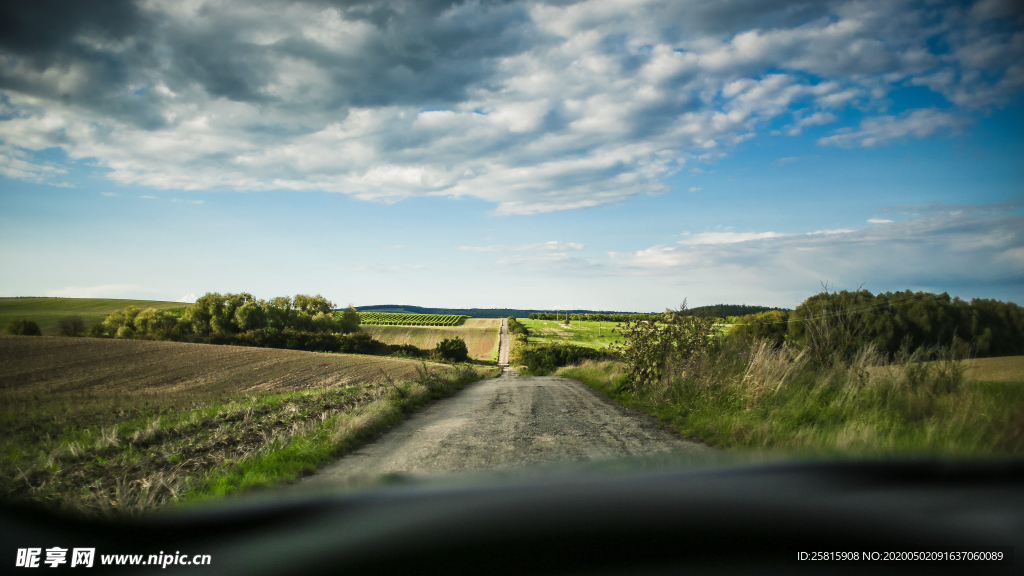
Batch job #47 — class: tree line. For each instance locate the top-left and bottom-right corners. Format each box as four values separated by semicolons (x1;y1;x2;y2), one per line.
729;289;1024;359
5;292;470;362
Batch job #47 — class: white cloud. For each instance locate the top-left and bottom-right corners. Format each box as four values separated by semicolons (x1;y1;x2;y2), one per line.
818;109;969;148
678;231;790;245
688;186;701;192
786;111;838;136
178;293;197;303
459;241;586;253
775;156;800;166
46;284;143;298
171;198;204;204
0;0;1020;214
608;208;1024;304
140;195;157;199
868;218;893;223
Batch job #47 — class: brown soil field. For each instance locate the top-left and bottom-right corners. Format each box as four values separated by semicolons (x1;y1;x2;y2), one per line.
0;335;444;403
360;318;500;361
0;335;471;514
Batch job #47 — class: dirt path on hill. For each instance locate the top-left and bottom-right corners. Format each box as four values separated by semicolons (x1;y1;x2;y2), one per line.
301;373;708;488
497;317;510;366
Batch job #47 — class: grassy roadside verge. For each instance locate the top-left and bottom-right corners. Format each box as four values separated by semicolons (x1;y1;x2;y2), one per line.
2;364;488;516
182;364;485;504
557;354;1024;455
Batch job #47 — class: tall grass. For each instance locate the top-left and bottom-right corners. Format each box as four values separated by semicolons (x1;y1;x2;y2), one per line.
559;340;1024;455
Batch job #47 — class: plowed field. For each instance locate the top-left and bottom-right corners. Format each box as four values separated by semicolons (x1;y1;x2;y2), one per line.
0;335;443;403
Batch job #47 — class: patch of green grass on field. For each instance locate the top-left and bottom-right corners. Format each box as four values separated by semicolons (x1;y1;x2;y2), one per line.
0;297;184;336
519;319;622;350
559;357;1024;456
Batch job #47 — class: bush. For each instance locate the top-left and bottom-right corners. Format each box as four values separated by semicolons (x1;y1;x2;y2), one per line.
6;318;42;336
87;323;108;338
435;337;469;362
513;343;611;376
728;310;788;347
56;315;87;337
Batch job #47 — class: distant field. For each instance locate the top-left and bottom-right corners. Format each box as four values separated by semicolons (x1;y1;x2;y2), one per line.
357;312;468;326
361;318;500;361
963;356;1024;383
519;318;622;350
0;297;183;336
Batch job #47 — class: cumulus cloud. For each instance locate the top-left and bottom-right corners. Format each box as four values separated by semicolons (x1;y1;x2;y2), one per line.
867;218;893;223
178;293;197;303
688;186;701;192
0;0;1021;213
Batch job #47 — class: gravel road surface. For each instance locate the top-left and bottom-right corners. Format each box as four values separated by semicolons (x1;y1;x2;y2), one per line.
302;373;708;489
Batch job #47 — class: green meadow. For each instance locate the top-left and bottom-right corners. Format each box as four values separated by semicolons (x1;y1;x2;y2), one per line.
0;297;185;336
519;318;622;350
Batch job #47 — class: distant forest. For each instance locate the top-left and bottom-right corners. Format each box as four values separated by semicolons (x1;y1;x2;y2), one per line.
355;304;785;319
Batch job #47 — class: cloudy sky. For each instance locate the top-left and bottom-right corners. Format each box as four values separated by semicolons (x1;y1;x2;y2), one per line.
1;0;1022;310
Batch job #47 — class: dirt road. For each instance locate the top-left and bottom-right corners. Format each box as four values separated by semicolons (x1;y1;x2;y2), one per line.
303;373;707;488
497;317;510;366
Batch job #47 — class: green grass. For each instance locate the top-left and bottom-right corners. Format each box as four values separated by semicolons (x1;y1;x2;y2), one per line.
519;318;622;350
558;352;1024;456
0;297;184;336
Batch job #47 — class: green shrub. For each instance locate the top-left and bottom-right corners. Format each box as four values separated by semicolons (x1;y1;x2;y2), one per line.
435;337;469;362
513;342;611;376
56;315;87;337
728;310;788;347
6;318;42;336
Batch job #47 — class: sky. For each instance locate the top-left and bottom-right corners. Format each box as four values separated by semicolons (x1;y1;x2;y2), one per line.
0;0;1022;311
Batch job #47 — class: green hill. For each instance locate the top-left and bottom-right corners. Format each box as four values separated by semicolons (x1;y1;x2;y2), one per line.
0;297;185;336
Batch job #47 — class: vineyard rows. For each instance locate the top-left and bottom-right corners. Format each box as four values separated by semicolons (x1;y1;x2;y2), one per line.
358;312;468;326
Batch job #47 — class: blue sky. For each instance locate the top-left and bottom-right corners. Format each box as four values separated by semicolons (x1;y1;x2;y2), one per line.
1;0;1022;311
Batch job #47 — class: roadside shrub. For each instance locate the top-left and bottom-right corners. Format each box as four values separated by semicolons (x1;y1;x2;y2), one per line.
513;343;611;376
6;318;42;336
57;315;87;337
728;310;788;347
614;302;720;392
435;337;469;362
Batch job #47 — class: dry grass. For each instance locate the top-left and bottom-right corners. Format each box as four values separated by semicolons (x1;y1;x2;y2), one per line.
961;356;1024;383
360;318;500;361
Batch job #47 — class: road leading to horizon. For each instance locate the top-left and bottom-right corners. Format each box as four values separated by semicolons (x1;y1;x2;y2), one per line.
498;317;509;367
299;373;708;490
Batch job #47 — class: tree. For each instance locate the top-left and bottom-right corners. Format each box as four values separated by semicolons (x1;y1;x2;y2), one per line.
56;315;86;337
338;305;361;333
436;337;469;362
6;318;41;336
